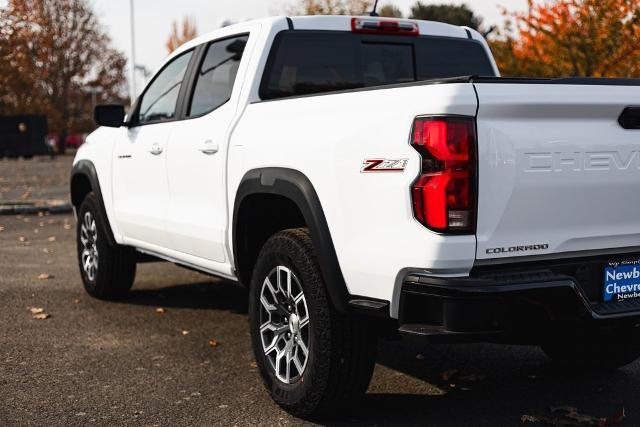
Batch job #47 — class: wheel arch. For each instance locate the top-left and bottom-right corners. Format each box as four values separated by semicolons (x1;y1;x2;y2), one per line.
233;167;351;313
70;160;117;247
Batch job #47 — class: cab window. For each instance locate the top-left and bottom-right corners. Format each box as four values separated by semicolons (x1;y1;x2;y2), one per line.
137;50;193;124
188;35;248;117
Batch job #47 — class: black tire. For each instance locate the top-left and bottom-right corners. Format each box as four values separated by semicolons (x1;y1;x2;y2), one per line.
249;228;377;419
541;325;640;370
76;192;136;299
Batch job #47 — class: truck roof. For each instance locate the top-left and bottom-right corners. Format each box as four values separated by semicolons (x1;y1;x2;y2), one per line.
288;15;474;39
173;15;480;60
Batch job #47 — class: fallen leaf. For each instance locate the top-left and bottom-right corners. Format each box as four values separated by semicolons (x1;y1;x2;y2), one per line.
29;307;44;314
441;369;458;382
208;339;219;348
33;313;50;320
0;225;4;232
155;307;167;314
249;361;257;368
181;330;189;336
63;224;72;230
72;298;81;304
47;236;56;242
18;236;27;242
37;273;53;280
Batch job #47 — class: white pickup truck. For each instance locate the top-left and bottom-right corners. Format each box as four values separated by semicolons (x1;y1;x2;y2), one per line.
71;15;640;417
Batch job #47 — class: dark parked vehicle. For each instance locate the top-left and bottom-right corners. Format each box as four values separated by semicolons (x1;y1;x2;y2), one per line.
0;115;49;158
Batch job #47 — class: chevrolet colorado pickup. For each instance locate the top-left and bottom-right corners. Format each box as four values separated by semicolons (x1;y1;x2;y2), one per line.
71;15;640;417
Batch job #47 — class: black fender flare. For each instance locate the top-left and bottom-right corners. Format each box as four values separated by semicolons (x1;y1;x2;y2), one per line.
233;168;352;312
70;159;117;247
233;168;389;316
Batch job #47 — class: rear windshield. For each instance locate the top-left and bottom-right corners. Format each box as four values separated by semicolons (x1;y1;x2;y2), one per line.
260;31;496;100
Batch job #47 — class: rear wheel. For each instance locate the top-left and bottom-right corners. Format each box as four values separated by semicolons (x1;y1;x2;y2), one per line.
76;192;136;299
541;325;640;370
249;228;377;419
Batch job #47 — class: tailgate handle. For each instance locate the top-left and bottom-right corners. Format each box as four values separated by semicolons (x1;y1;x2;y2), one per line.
618;107;640;130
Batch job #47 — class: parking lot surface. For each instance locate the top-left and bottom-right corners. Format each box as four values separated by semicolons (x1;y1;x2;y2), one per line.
0;156;635;426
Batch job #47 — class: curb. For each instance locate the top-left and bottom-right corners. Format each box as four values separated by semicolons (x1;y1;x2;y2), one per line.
0;203;73;215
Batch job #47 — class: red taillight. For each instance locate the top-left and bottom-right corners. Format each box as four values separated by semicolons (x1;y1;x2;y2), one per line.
410;117;476;233
351;17;419;36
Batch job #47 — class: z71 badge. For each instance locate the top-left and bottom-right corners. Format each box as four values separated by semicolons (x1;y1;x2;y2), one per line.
361;158;409;173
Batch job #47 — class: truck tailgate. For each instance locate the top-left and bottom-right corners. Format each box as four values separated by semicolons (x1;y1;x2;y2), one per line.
475;82;640;261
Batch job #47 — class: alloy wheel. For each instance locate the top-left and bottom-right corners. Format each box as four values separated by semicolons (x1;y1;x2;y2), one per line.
80;211;99;282
259;266;310;384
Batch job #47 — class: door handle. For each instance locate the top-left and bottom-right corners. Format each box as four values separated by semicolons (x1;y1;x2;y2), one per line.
149;143;163;155
199;140;219;155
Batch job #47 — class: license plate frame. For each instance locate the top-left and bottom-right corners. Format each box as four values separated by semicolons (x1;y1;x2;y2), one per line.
603;259;640;303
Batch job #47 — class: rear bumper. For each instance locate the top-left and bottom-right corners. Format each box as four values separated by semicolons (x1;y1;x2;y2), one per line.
399;266;640;343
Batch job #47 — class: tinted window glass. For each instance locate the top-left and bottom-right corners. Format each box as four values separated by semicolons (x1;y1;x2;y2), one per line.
362;43;414;87
261;32;496;100
416;38;494;80
189;35;248;117
263;33;360;99
138;50;193;124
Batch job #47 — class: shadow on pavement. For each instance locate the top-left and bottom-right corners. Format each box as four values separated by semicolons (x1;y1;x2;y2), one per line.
125;280;248;314
118;279;637;426
334;341;635;426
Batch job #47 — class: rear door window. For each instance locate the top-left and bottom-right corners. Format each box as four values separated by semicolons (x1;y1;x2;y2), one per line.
188;35;249;117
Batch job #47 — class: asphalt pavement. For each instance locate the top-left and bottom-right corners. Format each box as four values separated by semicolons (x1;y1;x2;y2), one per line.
0;155;636;426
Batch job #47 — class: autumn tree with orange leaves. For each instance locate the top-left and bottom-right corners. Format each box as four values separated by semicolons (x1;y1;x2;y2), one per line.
167;16;198;53
490;0;640;78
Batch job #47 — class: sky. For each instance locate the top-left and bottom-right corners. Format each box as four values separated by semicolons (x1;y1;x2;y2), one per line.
94;0;531;95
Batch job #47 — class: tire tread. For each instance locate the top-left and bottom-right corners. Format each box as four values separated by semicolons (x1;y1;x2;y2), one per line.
250;228;377;419
77;192;136;299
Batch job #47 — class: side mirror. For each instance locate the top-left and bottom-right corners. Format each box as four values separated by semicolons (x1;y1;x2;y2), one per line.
94;104;125;128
